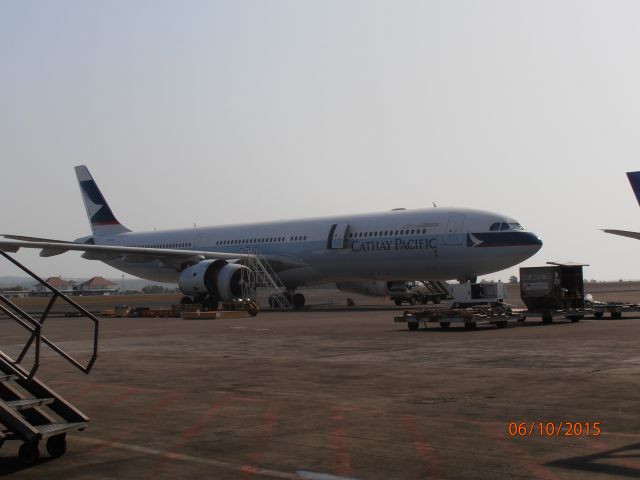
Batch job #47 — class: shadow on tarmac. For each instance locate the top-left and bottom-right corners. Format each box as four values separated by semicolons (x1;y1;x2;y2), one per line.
545;441;640;478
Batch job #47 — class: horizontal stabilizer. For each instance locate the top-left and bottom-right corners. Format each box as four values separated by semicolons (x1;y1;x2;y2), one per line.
602;229;640;241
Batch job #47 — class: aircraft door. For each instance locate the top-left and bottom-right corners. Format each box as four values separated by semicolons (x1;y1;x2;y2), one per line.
327;222;350;249
444;215;465;245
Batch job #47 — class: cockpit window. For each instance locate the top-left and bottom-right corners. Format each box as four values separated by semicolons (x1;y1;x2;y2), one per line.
500;222;510;230
509;223;524;230
490;222;501;231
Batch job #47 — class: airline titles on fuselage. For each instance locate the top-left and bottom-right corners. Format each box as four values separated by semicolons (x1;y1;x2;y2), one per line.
350;237;437;253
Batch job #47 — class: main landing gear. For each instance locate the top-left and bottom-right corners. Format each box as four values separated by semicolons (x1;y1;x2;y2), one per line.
181;295;219;311
268;291;306;309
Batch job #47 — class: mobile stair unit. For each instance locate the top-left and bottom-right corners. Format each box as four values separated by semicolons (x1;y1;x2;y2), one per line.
0;251;99;466
242;248;294;309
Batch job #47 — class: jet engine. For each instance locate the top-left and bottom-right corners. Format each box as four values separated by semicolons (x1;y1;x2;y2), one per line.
178;259;250;301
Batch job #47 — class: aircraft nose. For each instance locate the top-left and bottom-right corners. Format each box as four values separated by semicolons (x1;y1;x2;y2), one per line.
521;231;543;258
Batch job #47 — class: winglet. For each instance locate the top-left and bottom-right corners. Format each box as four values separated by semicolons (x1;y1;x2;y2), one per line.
75;166;130;236
626;171;640;207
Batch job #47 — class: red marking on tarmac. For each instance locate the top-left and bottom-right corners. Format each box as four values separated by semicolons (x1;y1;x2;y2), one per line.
106;386;143;407
182;397;229;440
89;392;184;454
145;396;230;479
481;423;558;480
330;406;353;478
402;415;447;480
248;404;279;465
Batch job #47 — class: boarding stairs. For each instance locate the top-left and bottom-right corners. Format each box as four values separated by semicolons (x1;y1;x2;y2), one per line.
421;280;453;299
0;251;99;465
242;248;293;309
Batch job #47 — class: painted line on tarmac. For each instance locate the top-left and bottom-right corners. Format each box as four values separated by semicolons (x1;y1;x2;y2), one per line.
296;471;360;480
330;406;353;478
72;435;304;479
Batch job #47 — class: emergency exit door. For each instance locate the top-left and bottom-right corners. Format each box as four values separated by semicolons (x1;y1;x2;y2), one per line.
327;223;350;249
444;215;465;245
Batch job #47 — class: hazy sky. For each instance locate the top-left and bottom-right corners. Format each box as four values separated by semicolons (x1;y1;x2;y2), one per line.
2;0;640;282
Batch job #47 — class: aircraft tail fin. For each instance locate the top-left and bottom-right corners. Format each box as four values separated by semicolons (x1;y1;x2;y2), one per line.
626;171;640;207
75;165;131;236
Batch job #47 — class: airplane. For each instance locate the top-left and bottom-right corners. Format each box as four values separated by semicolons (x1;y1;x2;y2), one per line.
0;166;543;309
603;171;640;241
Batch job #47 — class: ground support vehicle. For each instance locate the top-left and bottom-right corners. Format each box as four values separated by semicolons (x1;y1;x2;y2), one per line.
591;302;640;319
394;304;524;330
445;281;506;308
522;309;586;323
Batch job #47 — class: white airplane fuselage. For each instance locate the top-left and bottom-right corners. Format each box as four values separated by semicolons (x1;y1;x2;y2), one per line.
96;207;542;288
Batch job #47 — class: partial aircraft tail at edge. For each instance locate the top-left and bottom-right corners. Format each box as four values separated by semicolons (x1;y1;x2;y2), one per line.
75;165;130;237
626;171;640;207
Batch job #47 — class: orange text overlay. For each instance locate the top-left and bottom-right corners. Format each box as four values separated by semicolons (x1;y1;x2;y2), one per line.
508;421;602;438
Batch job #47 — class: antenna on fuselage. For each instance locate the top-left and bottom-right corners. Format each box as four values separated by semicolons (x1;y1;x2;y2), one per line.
433;202;437;208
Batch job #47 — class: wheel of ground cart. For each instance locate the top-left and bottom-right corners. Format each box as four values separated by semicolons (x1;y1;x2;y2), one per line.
408;322;419;331
18;441;39;466
408;297;417;306
594;311;604;319
439;322;450;329
433;295;441;304
46;434;67;459
567;315;583;323
394;299;402;306
542;312;553;324
464;321;477;330
293;293;306;309
496;320;507;329
611;312;622;320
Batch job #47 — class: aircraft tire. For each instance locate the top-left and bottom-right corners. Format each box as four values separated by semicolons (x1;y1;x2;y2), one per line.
19;442;39;466
46;435;66;458
292;293;305;309
180;296;193;305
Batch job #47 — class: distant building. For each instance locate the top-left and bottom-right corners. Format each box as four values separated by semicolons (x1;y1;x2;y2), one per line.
31;276;75;297
1;290;29;299
75;276;119;295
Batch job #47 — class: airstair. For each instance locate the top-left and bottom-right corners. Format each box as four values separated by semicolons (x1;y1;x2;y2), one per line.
421;280;453;299
0;251;99;466
242;248;293;309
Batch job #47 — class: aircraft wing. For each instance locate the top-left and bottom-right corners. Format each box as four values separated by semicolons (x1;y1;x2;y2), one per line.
0;238;306;271
602;229;640;241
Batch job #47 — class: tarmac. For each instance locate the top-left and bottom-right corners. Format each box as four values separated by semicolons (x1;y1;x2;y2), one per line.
0;299;639;480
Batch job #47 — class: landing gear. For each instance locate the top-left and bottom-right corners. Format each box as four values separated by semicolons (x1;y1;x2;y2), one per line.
292;293;305;309
180;296;193;305
196;295;219;311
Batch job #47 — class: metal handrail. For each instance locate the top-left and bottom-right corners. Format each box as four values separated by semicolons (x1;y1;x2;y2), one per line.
0;251;99;379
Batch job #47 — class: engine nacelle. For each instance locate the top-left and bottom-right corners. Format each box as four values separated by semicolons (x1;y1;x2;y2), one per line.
336;281;390;297
178;259;250;301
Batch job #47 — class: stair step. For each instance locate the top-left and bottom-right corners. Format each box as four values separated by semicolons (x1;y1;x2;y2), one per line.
5;398;54;411
36;421;87;438
0;374;17;383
